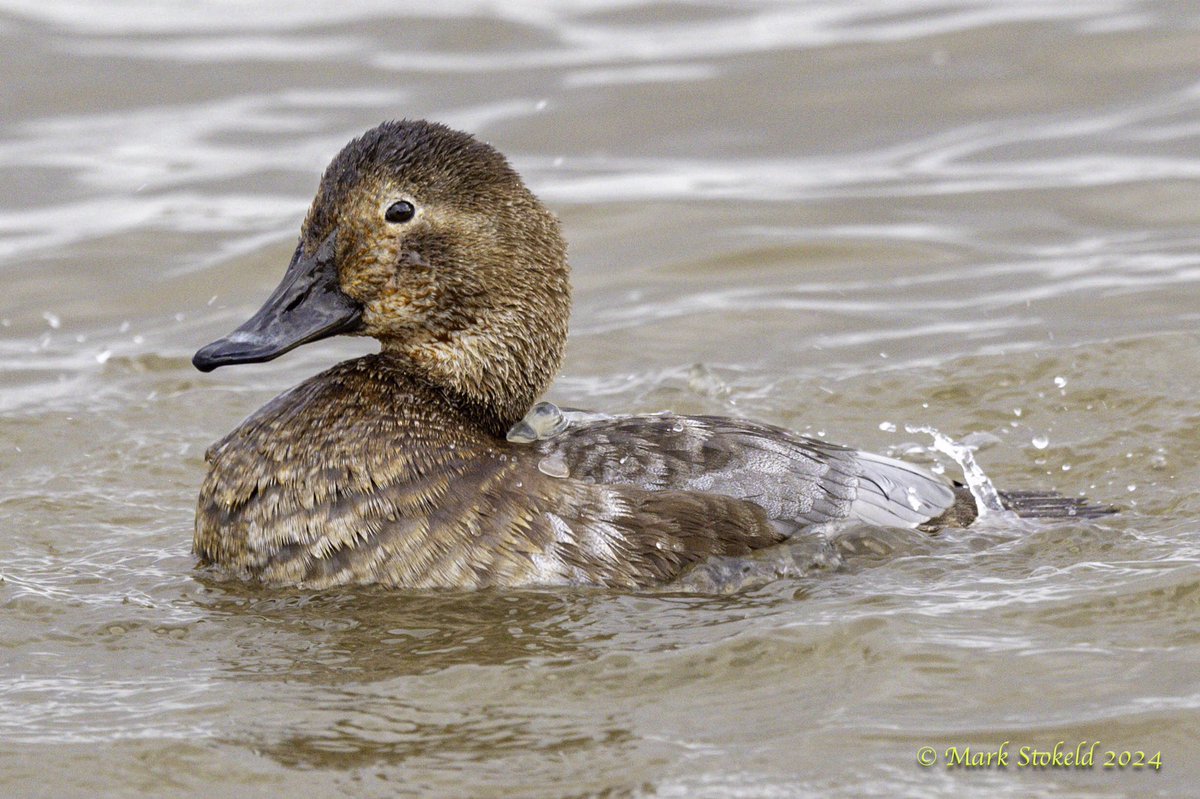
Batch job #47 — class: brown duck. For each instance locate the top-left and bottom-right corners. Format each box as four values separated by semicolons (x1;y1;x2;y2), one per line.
193;120;1109;589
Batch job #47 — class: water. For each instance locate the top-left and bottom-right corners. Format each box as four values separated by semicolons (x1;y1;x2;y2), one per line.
907;424;1006;515
2;1;1199;796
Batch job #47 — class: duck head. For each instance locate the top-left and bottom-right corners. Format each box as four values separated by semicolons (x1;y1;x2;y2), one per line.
194;120;572;431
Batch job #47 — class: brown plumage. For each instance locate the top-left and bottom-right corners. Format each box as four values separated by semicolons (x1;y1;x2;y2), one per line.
197;354;781;588
193;120;1112;590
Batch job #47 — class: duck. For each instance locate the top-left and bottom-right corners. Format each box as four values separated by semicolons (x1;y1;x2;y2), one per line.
192;119;1110;590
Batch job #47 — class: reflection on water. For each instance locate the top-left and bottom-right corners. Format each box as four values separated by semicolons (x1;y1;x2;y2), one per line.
1;0;1199;796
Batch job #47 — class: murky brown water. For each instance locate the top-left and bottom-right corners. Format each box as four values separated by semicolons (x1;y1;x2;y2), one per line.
2;2;1198;797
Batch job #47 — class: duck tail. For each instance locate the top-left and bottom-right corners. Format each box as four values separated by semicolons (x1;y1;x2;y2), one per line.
923;486;1117;530
998;489;1117;520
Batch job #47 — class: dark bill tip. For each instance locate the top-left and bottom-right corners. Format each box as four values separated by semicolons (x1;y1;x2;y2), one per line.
194;329;279;372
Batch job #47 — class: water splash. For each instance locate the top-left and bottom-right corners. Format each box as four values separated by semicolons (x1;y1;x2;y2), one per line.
905;424;1005;516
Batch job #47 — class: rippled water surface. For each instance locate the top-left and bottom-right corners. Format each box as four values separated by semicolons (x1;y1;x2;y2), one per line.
2;1;1199;797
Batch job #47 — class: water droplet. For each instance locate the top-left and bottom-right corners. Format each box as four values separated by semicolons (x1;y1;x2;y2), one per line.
538;455;569;479
42;311;60;329
1013;408;1022;417
905;486;923;511
1127;484;1137;492
930;462;945;475
1031;435;1049;450
1061;463;1072;471
506;423;536;444
878;421;896;433
1053;376;1067;389
95;349;112;364
671;422;684;433
509;401;567;442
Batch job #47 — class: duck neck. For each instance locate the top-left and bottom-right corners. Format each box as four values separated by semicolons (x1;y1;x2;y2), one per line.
380;316;566;439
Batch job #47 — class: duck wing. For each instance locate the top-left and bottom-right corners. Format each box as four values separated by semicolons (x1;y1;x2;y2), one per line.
532;413;959;534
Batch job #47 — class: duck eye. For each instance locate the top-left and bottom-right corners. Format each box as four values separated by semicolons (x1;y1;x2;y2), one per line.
385;200;416;224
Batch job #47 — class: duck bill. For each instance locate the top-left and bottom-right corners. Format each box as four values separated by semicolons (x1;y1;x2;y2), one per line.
192;231;361;372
